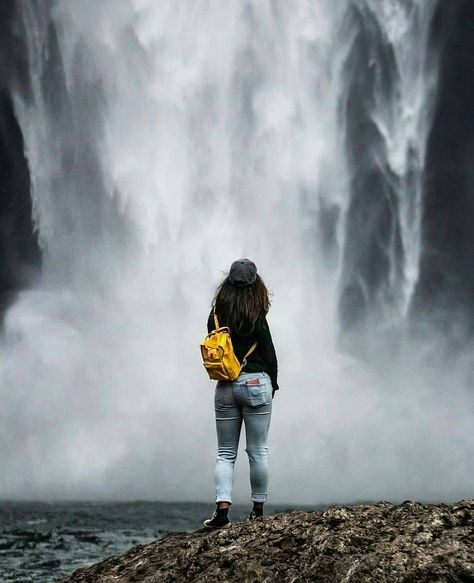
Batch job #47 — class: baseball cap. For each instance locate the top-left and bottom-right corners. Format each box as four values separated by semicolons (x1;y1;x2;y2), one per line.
228;258;257;287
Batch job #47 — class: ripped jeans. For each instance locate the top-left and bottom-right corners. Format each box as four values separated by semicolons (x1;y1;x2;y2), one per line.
214;371;273;503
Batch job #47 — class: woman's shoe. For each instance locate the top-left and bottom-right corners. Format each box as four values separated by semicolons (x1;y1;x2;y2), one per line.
203;509;230;529
248;509;263;520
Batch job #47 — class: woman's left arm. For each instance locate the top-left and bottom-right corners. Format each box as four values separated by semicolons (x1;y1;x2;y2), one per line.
207;309;214;333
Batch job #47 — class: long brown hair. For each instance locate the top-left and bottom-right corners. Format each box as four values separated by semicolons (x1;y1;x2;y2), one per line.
212;274;271;336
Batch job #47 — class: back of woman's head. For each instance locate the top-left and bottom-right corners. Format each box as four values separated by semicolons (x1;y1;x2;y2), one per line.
212;267;270;336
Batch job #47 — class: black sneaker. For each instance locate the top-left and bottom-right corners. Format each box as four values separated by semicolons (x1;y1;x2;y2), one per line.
248;509;263;520
203;509;230;529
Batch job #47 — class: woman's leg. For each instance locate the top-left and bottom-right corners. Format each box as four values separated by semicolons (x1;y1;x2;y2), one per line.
205;384;242;529
242;382;272;505
214;383;242;504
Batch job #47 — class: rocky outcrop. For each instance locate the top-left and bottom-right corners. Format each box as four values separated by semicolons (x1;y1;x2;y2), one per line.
60;500;473;583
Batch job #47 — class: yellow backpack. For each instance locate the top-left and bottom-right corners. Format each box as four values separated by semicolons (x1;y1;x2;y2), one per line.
200;311;257;381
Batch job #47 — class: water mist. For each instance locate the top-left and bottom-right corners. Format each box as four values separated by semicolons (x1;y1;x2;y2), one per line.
0;0;472;504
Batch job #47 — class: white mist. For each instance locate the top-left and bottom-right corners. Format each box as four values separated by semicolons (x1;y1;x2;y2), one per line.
1;0;471;505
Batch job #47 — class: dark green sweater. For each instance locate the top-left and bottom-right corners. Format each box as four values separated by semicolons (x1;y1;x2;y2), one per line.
207;310;279;392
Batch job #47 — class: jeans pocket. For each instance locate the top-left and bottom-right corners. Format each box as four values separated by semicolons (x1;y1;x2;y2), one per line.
243;379;268;407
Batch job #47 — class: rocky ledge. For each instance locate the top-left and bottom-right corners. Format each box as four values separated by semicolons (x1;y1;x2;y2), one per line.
61;500;473;582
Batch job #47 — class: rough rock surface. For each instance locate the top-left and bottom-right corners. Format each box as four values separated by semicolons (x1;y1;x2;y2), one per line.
61;500;474;582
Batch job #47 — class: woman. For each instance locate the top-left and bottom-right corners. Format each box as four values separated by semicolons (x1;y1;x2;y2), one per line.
204;258;279;529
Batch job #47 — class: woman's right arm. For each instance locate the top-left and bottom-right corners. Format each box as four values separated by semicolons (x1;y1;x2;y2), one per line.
259;317;279;395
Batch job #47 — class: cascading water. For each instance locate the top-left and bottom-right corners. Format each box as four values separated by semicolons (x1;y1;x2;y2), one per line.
1;0;472;503
339;0;440;353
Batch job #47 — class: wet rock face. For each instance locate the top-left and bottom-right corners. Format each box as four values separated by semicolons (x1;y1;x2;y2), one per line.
0;0;41;317
61;500;473;583
414;0;474;340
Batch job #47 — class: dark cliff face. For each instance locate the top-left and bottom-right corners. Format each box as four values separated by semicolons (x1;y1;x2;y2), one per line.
413;0;474;344
0;0;40;317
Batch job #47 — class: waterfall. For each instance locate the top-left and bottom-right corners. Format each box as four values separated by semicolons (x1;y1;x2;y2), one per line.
1;0;472;503
339;0;439;354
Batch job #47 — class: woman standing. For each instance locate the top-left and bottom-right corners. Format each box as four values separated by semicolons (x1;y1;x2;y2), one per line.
204;259;279;529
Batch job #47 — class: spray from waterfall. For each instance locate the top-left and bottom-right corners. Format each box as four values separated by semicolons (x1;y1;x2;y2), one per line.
0;0;472;503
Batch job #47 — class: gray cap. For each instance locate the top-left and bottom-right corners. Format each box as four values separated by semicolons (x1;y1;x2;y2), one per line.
228;258;257;287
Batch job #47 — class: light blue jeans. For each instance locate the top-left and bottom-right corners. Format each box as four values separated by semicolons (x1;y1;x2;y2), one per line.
214;371;273;504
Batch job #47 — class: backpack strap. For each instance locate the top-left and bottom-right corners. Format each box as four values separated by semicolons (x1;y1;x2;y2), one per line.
242;342;257;366
213;307;257;364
